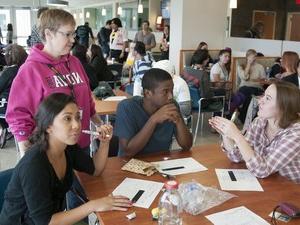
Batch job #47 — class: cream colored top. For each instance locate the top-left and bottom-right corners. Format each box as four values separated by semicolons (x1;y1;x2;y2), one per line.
237;62;266;88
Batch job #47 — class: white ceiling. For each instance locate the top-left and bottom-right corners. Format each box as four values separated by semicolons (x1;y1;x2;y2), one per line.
0;0;138;8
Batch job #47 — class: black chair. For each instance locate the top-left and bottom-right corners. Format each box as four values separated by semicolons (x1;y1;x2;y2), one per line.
107;63;123;89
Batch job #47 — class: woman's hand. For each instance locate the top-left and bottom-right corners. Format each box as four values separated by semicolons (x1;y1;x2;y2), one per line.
92;195;132;212
209;116;241;141
95;124;113;143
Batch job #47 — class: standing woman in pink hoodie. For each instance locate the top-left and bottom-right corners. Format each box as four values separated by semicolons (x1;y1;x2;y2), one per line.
6;8;104;216
7;9;101;155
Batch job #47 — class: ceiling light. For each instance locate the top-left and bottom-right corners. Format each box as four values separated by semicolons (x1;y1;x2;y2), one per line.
138;0;143;14
230;0;237;9
101;8;106;16
117;6;122;16
47;0;69;7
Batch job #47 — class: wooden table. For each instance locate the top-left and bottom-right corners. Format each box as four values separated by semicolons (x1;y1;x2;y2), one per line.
77;144;300;225
94;89;130;116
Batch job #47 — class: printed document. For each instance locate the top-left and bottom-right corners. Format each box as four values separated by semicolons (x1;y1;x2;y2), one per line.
112;177;164;208
153;157;207;176
206;206;270;225
215;169;263;191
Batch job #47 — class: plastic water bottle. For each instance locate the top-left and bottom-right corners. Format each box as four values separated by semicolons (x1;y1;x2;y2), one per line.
265;66;271;79
158;180;182;225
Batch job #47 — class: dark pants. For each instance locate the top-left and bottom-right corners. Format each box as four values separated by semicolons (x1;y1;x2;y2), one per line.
66;147;90;223
238;86;264;123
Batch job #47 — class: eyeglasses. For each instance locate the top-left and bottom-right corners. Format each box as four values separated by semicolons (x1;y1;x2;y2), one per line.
57;30;77;39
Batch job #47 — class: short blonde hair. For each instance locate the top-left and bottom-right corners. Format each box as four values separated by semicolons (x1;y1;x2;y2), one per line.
38;8;75;42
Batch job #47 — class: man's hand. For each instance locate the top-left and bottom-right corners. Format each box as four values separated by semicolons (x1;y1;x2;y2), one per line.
150;103;180;125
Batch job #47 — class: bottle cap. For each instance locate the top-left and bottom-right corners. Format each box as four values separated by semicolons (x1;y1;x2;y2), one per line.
164;180;179;190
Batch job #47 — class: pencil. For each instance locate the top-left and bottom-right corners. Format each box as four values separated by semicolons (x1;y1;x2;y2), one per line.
82;130;110;137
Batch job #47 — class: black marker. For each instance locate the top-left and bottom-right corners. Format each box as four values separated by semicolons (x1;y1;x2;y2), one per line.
162;166;185;171
131;190;145;203
228;171;237;181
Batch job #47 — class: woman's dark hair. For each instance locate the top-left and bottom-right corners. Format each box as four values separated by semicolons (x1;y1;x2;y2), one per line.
72;44;88;63
273;81;300;129
7;23;13;31
90;44;107;65
29;93;76;151
142;68;172;91
191;49;209;65
111;17;122;28
196;41;207;50
134;41;146;56
5;44;28;66
218;49;231;57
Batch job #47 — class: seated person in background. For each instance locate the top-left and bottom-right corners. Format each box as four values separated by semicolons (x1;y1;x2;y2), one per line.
71;44;98;90
282;59;300;88
115;68;192;157
209;81;300;183
160;25;170;60
128;41;153;96
269;57;282;78
88;44;114;82
182;49;214;98
194;41;213;65
210;49;231;87
279;52;299;87
153;60;191;118
0;93;131;224
245;22;264;39
0;44;27;147
236;49;266;123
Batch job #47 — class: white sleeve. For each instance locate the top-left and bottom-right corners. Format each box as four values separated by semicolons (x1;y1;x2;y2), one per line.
210;63;221;80
133;78;143;96
122;28;128;42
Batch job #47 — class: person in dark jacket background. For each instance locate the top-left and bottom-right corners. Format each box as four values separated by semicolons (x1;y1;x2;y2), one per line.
88;44;114;82
97;20;112;58
0;44;27;147
71;43;98;90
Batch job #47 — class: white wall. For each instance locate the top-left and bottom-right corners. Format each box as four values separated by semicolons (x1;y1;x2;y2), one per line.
224;37;282;56
282;40;300;55
169;0;184;73
170;0;229;74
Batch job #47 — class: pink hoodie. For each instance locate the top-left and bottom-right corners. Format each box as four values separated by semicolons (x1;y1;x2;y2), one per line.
6;44;96;148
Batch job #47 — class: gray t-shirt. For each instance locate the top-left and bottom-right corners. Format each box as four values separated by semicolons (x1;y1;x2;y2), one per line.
134;31;156;49
114;96;176;156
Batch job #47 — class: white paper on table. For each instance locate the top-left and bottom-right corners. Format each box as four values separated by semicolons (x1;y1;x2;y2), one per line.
215;169;263;191
152;157;207;176
112;177;164;208
205;206;270;225
104;96;127;101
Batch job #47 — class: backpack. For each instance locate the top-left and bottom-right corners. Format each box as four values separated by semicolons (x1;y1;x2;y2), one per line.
93;81;115;100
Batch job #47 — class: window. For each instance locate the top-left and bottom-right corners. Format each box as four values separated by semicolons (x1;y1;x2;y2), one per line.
16;9;31;46
0;9;10;42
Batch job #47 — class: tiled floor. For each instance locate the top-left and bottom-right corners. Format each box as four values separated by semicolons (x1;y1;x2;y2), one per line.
0;113;222;172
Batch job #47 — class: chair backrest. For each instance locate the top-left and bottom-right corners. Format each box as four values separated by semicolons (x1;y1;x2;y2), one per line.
107;63;123;80
0;168;14;211
179;49;222;75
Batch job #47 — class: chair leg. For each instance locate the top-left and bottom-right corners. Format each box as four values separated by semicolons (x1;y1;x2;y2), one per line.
200;113;204;134
193;112;200;145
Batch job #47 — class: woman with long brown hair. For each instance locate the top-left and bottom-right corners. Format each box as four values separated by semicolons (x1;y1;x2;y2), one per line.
210;81;300;183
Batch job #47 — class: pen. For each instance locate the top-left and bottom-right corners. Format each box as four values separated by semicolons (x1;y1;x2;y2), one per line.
162;166;185;171
82;130;110;137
